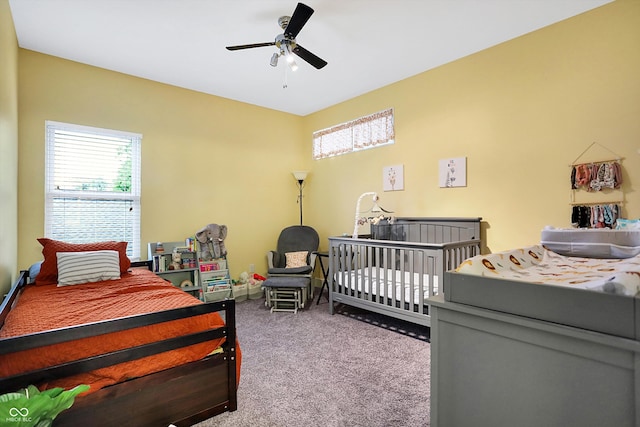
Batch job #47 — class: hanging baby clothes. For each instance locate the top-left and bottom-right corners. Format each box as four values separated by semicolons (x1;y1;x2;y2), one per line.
590;163;615;191
572;204;620;229
570;161;622;191
603;204;618;227
612;162;622;189
571;163;593;189
571;205;591;228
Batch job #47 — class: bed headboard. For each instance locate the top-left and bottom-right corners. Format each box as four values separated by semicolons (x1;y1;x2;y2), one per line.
370;217;482;244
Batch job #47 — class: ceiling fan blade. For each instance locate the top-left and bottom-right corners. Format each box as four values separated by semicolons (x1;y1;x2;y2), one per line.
226;42;275;51
284;3;314;39
292;44;327;69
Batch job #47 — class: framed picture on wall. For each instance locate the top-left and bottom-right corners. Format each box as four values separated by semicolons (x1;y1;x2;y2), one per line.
439;157;467;188
383;164;404;191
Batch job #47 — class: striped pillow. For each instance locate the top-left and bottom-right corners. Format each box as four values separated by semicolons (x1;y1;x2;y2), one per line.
36;238;130;285
57;250;121;286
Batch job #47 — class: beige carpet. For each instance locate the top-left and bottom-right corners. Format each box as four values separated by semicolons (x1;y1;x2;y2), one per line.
196;293;431;427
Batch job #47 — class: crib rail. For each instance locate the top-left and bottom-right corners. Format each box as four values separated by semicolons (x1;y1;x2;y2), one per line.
370;217;481;243
327;236;480;326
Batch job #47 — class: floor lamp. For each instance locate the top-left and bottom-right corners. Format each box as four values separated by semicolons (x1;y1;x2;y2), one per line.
292;171;308;225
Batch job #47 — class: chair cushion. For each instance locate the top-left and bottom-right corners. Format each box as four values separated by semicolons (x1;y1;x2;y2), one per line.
263;277;311;288
268;266;312;275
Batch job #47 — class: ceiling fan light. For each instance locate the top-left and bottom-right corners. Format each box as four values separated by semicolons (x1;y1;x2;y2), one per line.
281;43;298;71
270;52;279;67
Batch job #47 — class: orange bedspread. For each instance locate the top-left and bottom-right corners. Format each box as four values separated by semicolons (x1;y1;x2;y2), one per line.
0;268;241;394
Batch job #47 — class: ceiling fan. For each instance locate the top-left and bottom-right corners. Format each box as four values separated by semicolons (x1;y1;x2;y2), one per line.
225;2;327;71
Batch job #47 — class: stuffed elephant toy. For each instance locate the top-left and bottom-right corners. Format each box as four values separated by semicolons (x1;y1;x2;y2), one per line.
195;224;228;261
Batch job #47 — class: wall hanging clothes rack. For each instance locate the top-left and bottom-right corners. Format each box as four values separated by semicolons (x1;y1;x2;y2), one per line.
569;142;625;228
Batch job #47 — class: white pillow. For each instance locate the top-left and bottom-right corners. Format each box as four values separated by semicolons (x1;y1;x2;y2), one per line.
57;250;121;286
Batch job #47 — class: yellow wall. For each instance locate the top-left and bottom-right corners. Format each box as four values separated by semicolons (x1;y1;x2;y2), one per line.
0;0;19;296
305;0;640;253
9;0;640;290
17;51;305;279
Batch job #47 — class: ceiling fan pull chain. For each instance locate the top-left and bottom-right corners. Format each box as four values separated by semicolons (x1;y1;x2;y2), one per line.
283;66;288;89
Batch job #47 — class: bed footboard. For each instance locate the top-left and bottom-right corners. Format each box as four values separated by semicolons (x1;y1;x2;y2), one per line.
55;355;234;426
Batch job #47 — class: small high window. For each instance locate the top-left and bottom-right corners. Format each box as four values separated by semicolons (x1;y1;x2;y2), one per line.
312;108;395;160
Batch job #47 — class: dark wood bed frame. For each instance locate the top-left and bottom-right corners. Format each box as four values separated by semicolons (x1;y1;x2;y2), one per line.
0;261;238;426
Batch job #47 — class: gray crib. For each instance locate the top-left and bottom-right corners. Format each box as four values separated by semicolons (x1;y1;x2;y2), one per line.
328;217;482;326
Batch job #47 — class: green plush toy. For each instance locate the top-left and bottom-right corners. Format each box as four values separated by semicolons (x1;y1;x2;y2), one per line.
0;384;89;427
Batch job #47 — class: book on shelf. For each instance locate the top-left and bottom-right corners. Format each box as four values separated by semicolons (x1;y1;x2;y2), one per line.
203;277;231;287
205;283;231;292
152;254;168;272
185;237;196;252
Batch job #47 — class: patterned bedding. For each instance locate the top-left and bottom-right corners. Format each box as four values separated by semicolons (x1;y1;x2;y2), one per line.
456;245;640;296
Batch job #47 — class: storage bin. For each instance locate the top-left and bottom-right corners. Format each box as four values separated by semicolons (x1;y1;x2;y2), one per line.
203;288;232;302
248;280;264;300
232;283;248;302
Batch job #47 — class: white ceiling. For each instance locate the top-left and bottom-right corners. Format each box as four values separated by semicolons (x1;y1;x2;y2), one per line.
9;0;612;116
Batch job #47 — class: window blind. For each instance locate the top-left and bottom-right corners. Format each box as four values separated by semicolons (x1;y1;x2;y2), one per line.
312;108;395;160
45;121;141;259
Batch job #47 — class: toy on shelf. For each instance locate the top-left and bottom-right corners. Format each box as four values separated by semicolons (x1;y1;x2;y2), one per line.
168;250;182;270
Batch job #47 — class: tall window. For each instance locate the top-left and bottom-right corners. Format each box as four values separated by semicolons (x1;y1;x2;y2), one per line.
312;108;395;160
45;121;141;259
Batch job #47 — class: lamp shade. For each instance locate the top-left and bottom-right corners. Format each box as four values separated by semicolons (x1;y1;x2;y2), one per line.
292;171;308;182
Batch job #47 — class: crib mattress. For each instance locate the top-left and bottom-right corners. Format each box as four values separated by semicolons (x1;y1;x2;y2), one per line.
334;268;439;303
445;246;640;339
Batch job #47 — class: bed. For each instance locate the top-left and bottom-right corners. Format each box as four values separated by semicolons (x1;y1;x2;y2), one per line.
328;217;482;326
0;240;240;427
430;234;640;427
